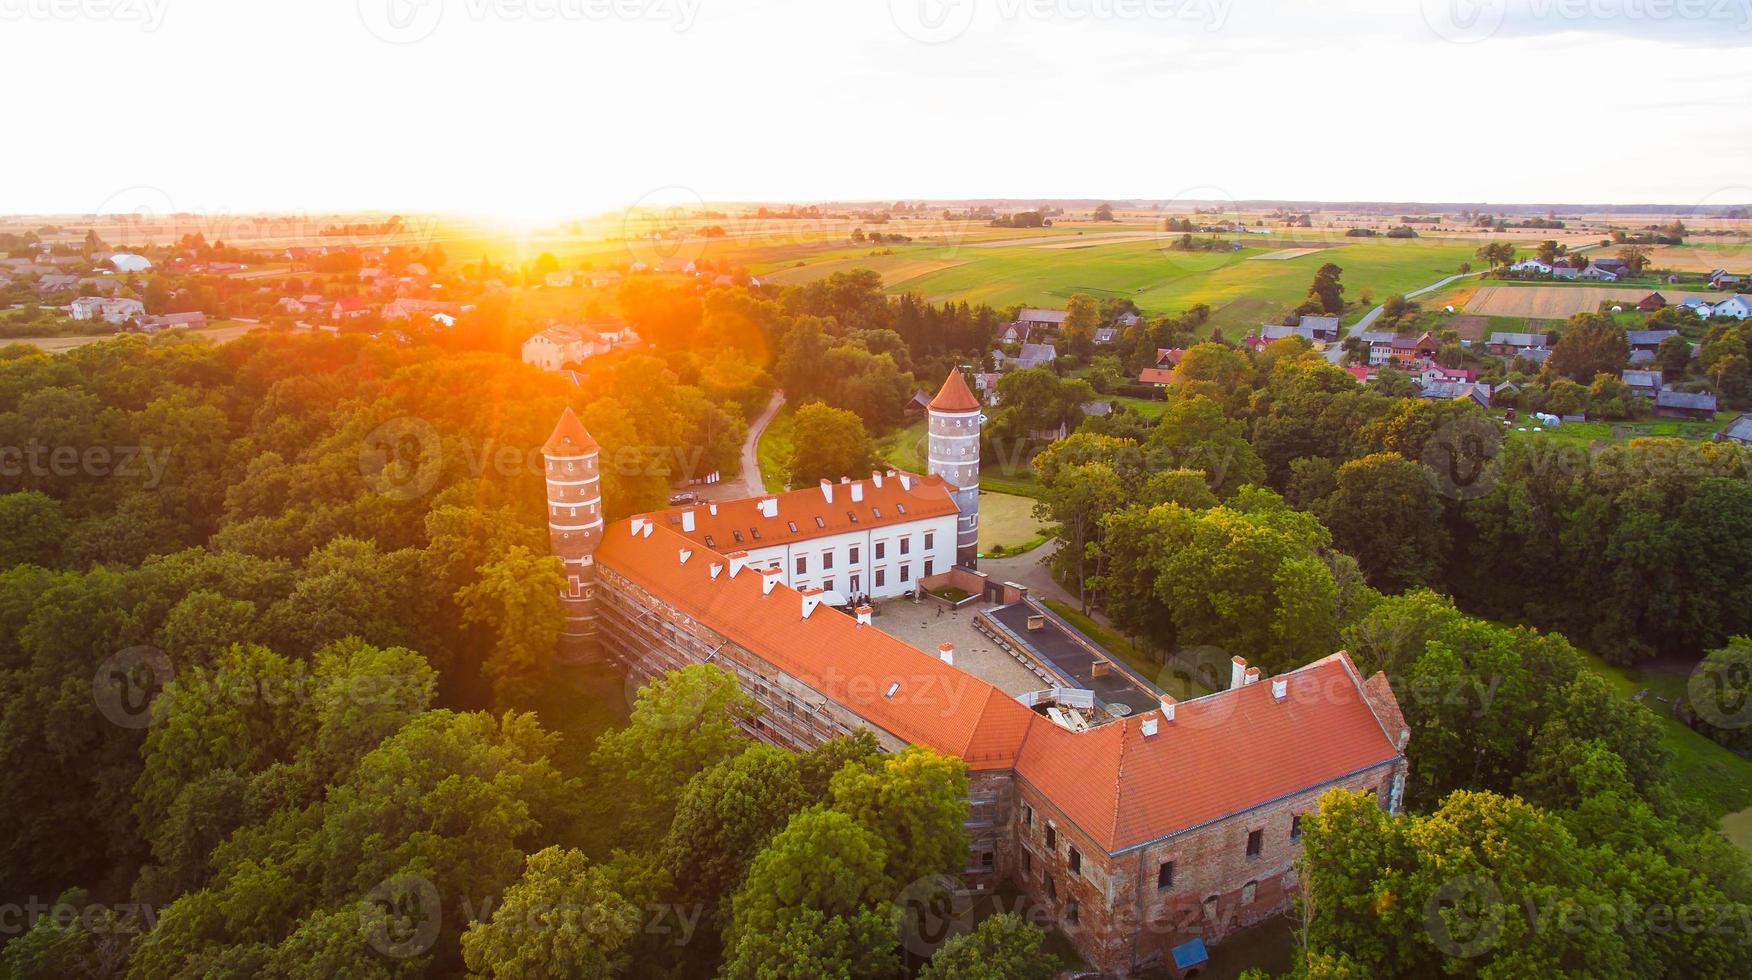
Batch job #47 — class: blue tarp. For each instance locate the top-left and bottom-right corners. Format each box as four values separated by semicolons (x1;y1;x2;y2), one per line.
1171;937;1209;971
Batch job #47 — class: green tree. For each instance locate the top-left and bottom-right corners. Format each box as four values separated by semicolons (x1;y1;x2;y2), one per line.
1305;263;1346;314
1318;453;1448;591
460;847;668;978
1063;292;1100;358
1546;313;1629;382
455;545;565;707
829;746;969;887
918;913;1058;980
723;906;900;980
663;744;810;931
0;491;66;568
1657;334;1692;375
727;809;896;965
788;402;878;487
1146;396;1266;498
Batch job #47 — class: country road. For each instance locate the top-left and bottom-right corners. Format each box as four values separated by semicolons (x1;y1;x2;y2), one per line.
1324;242;1602;363
740;390;785;496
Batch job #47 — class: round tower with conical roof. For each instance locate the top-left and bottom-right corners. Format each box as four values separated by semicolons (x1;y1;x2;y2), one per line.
543;407;603;662
927;368;981;568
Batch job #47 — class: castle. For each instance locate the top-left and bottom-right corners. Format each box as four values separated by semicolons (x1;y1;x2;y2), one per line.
541;370;1410;976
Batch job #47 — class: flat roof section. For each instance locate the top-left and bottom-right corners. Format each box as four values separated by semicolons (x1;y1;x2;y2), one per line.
983;600;1163;716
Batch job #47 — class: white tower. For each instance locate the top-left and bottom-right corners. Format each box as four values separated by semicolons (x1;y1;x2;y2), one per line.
543;407;603;661
927;368;981;568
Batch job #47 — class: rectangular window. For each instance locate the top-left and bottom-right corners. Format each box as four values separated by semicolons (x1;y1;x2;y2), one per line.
787;521;798;533
849;545;860;563
1246;829;1263;859
1023;804;1033;829
703;534;716;549
814;516;826;529
847;510;859;524
896;503;908;515
925;531;935;549
1046;876;1057;900
731;530;743;544
1066;899;1079;925
875;541;886;560
875;568;886;588
871;507;882;519
1046;826;1056;852
1158;861;1174;892
1023;850;1032;877
900;537;911;555
924;559;935;577
1290;815;1302;843
795;556;807;575
850;575;860;593
823;551;834;570
981;852;994;870
823;578;833;592
1069;847;1081;876
900;565;910;583
751;528;762;541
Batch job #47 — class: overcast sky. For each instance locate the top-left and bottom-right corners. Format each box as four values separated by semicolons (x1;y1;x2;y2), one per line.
4;0;1749;219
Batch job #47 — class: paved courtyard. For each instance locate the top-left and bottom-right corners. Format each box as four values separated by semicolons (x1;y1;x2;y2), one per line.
870;597;1045;695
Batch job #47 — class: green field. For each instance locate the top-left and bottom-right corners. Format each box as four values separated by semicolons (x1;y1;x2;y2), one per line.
1498;413;1729;451
977;490;1048;554
752;233;1487;336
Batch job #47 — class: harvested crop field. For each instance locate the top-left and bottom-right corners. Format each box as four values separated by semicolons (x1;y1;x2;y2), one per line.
1462;285;1717;319
1635;244;1752;272
1449;315;1489;342
1249;247;1331;261
1034;234;1165;249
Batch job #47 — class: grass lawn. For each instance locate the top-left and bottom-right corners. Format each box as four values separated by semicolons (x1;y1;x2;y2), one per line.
1498;412;1729;451
879;417;928;472
755;405;795;491
1575;649;1752;826
1042;599;1211;702
977;490;1048;554
1114;395;1170;418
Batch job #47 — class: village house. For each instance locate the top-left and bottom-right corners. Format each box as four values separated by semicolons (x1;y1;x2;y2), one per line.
331;297;373;320
1016;307;1069;333
1352;331;1396;366
1418;380;1490;407
1626;329;1679;356
1717;414;1752;448
68;296;145;324
1510;258;1554;275
1709;269;1744;290
1637;292;1667;312
1138;367;1181;387
36;274;81;293
1621;369;1662;399
1092;327;1120;345
136;312;208;332
1155;348;1185;368
1390;332;1438;365
1681;298;1717;319
1487;331;1548;357
1654;389;1718;420
1551;265;1582;281
1713;294;1752;320
996;342;1057;371
1592;257;1631;278
522;325;604;372
1579;266;1620;281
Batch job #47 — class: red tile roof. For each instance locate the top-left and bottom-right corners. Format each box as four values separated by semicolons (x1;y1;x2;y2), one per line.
596;520;1406;853
543;407;599;456
929;369;981;412
650;472;959;550
1138;367;1181;385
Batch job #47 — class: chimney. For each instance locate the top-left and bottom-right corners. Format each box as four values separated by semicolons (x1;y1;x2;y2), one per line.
1271;677;1288;701
819;479;834;504
800;587;824;619
709;562;724;581
1141;718;1159;737
639;523;653;539
840;476;850;484
761;566;783;596
872;471;884;488
850;481;864;503
1161;695;1177;722
678;548;692;565
899;474;912;491
938;642;955;665
631;517;649;537
708;502;718;516
1245;666;1260;685
1230;656;1248;691
725;551;752;577
855;604;873;626
681;510;695;532
757;497;778;518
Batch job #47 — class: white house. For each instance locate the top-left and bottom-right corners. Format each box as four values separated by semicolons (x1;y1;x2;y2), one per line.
1714;295;1752;320
68;296;144;323
1579;266;1619;281
109;253;152;273
1682;298;1717;319
654;473;961;602
1510;258;1553;274
522;325;603;372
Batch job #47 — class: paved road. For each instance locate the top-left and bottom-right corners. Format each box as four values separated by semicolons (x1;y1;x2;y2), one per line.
696;389;785;502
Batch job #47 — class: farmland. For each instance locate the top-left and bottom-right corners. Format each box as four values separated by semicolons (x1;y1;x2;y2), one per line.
751;230;1486;335
1460;284;1720;319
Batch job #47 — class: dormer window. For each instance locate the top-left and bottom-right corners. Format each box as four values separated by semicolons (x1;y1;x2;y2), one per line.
732;530;744;544
872;507;882;518
750;527;763;541
703;535;716;548
847;511;858;523
814;516;826;529
896;503;908;515
787;521;798;533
